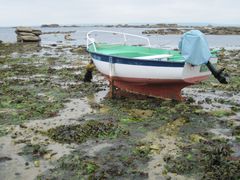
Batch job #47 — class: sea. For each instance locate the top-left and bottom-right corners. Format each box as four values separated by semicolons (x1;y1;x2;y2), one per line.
1;26;240;49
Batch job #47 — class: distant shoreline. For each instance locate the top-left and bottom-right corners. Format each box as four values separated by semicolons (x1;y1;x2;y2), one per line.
2;23;239;35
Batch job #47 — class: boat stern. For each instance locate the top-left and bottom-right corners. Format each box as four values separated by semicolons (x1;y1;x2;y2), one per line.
182;57;218;84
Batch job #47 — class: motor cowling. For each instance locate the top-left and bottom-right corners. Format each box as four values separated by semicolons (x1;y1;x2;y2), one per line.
179;30;228;84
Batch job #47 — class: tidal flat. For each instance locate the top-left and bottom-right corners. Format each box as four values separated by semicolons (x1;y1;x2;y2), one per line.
0;42;240;180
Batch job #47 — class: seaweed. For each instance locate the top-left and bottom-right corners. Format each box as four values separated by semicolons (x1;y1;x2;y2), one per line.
38;142;149;180
164;139;240;179
18;143;50;161
46;120;129;144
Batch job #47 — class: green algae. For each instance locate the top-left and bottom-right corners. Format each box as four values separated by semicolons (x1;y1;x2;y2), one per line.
46;120;129;144
120;117;144;124
0;43;41;56
39;94;238;179
38;142;149;180
0;84;67;125
232;126;240;136
132;143;151;158
210;109;235;118
0;125;8;137
0;44;104;125
18;143;50;161
103;97;212;136
38;155;100;179
164;139;240;180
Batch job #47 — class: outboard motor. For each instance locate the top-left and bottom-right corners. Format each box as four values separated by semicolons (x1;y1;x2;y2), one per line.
179;30;228;84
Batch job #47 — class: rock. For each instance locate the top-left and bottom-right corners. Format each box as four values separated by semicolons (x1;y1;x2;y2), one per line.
70;46;86;53
18;32;35;36
16;27;33;33
0;40;2;44
19;124;27;128
19;35;41;42
22;35;40;42
15;172;21;176
0;156;12;163
32;29;42;36
41;24;60;28
143;28;184;35
11;133;17;139
42;30;76;35
15;27;42;43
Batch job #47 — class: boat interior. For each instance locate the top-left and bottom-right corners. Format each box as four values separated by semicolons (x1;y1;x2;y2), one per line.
88;43;185;62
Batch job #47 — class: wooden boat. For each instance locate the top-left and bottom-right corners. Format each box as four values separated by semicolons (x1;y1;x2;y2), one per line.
86;30;219;100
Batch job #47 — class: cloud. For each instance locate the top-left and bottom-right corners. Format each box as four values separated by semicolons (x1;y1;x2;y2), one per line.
0;0;239;26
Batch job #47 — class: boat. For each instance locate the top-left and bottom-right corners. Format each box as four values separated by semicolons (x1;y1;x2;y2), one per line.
86;30;227;100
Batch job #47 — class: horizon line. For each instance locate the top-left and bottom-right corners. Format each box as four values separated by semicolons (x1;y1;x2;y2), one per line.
1;22;240;28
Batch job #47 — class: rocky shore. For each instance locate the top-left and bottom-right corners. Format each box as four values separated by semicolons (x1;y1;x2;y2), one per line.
0;41;240;180
41;24;60;28
41;24;82;28
15;27;42;42
42;31;76;35
143;26;240;35
91;23;240;35
94;23;179;28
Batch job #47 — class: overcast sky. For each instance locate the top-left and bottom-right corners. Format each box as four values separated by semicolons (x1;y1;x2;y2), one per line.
0;0;239;26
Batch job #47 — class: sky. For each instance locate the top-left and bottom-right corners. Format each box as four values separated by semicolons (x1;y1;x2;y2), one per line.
0;0;240;26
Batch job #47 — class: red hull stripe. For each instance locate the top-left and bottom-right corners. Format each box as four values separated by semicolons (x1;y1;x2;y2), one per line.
104;75;209;84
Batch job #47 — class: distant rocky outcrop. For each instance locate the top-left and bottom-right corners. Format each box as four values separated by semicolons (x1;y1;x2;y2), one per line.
94;23;179;28
142;26;240;35
42;31;76;35
15;27;42;43
199;27;240;35
41;24;60;28
143;28;184;35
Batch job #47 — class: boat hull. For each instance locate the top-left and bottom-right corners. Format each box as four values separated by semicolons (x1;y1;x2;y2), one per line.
90;52;214;100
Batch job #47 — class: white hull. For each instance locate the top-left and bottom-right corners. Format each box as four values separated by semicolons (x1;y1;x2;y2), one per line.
92;58;216;83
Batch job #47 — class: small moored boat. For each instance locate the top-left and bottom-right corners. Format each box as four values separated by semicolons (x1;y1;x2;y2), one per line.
86;30;227;100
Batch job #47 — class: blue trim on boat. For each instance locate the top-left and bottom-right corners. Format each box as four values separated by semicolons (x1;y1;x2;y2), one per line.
90;52;185;67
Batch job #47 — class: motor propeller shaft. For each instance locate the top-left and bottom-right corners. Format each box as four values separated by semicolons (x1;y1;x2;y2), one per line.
206;61;228;84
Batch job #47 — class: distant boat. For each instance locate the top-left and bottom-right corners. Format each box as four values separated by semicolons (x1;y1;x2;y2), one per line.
86;30;226;100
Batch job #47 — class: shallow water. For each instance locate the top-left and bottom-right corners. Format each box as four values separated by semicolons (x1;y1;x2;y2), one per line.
1;26;240;49
183;88;240;110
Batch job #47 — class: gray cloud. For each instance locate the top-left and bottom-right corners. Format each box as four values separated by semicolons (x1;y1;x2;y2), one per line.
0;0;239;26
